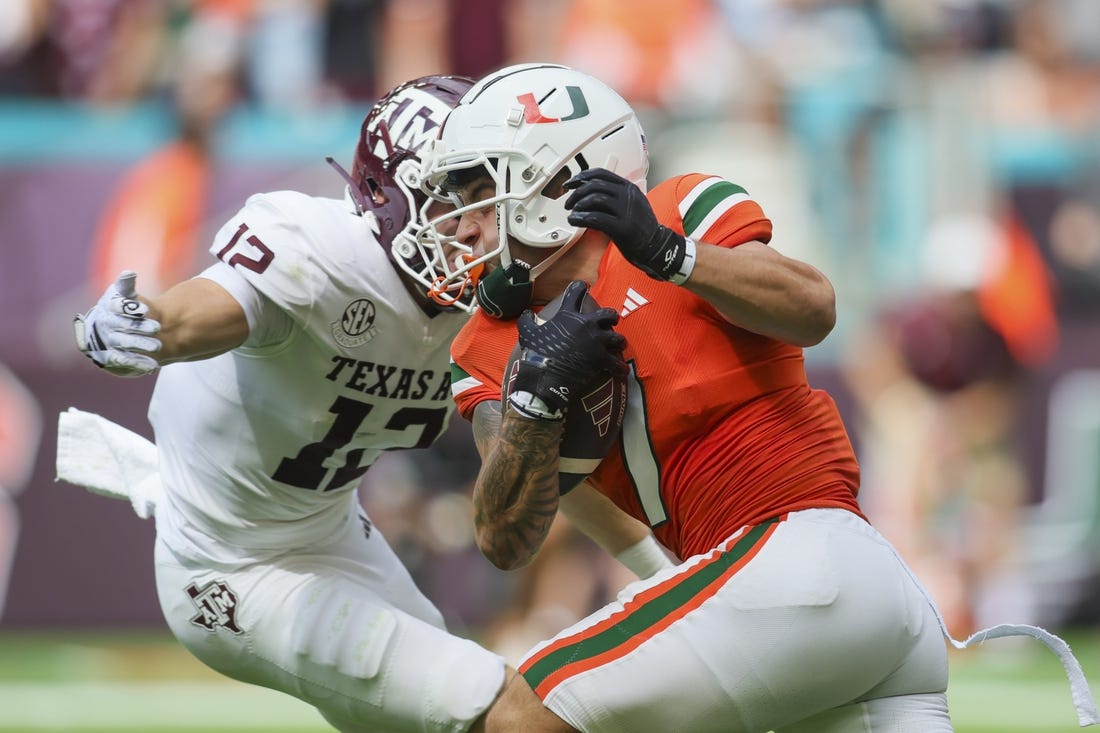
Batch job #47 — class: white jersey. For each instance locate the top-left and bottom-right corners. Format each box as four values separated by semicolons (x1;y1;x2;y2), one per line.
150;191;467;562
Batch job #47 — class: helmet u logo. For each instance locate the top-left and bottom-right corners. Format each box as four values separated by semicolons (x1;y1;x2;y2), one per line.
517;86;590;123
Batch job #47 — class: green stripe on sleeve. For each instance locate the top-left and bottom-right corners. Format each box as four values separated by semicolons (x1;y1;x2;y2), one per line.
681;181;748;236
450;362;471;385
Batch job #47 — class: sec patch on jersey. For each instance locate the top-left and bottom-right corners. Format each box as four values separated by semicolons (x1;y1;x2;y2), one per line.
502;289;628;494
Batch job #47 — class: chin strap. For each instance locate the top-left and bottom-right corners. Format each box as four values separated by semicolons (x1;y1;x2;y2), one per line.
428;254;484;312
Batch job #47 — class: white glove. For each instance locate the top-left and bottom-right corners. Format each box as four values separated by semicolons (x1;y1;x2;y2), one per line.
73;270;162;376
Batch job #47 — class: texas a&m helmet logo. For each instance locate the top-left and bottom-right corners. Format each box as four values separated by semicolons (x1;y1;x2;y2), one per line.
186;580;243;635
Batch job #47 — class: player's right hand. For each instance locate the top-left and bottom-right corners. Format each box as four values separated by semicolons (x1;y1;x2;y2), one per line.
564;168;695;284
74;270;162;377
512;280;626;417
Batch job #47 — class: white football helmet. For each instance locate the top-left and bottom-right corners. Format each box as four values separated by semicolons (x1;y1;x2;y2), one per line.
415;63;649;311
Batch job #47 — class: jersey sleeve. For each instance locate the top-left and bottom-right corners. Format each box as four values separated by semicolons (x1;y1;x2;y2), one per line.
647;173;773;248
196;261;294;349
450;313;519;421
207;191;327;326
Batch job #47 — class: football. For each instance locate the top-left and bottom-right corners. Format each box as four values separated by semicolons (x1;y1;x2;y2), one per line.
501;288;628;494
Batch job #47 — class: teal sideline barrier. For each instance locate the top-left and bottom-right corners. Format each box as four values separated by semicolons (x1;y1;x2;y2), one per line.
0;100;373;163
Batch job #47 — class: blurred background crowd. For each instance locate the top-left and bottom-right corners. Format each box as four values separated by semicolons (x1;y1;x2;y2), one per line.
1;0;1099;668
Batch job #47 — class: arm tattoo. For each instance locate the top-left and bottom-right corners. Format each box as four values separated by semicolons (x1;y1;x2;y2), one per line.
472;402;564;570
471;401;503;459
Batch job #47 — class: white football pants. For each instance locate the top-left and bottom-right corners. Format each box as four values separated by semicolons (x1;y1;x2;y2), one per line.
522;508;952;733
154;508;505;733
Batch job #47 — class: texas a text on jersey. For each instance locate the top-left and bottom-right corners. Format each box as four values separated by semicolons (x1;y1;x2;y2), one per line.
326;355;451;402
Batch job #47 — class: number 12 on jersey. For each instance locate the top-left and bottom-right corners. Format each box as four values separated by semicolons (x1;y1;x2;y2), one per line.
216;223;274;274
273;396;448;492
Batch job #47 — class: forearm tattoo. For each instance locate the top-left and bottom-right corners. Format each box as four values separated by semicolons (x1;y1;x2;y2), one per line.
473;403;564;569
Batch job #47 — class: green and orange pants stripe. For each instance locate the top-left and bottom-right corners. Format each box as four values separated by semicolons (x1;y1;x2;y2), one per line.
520;515;785;699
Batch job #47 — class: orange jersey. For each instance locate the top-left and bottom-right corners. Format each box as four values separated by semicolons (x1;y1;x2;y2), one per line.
451;173;863;559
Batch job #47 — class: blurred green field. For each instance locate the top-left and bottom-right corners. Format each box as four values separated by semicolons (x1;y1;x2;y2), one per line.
0;629;1095;732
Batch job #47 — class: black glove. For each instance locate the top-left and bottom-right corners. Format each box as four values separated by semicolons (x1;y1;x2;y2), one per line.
511;280;627;419
564;168;695;284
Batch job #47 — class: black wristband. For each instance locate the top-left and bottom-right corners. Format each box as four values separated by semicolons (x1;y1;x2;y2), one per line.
512;354;572;415
637;227;696;283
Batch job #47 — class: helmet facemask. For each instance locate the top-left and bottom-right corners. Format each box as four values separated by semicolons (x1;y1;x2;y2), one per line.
334;74;475;309
416;63;649;317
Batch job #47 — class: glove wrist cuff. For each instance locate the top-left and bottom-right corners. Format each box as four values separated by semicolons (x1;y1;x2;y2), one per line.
507;390;565;421
73;316;101;353
668;236;697;286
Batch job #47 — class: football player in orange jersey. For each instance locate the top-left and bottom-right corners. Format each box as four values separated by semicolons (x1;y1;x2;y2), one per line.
415;63;1096;733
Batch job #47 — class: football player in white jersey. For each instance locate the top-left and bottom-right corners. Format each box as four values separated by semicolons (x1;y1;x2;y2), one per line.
66;74;667;733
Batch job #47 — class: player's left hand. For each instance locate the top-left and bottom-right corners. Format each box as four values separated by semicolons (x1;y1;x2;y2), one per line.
74;270;162;377
564;168;695;284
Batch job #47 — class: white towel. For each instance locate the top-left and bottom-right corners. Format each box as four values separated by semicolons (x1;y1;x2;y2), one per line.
55;407;162;519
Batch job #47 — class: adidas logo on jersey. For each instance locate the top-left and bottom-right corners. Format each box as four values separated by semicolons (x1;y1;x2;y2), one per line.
620;288;649;318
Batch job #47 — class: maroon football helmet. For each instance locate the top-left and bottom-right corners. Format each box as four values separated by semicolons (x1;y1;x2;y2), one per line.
335;75;473;303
